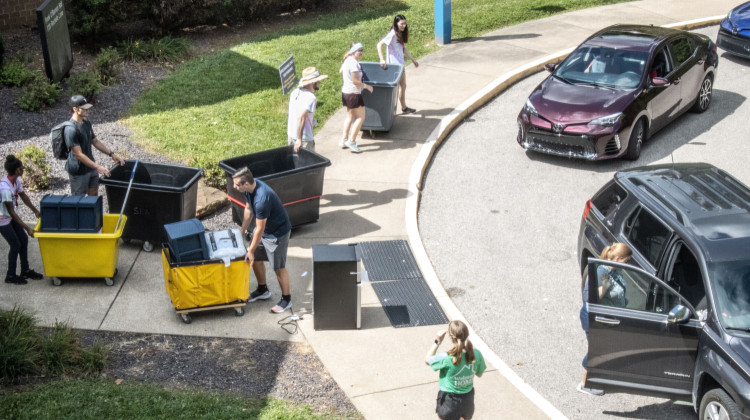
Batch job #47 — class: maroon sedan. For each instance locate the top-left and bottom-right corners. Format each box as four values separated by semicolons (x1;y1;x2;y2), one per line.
517;24;718;161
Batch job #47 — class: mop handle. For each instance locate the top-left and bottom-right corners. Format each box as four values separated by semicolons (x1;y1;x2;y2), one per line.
115;160;138;233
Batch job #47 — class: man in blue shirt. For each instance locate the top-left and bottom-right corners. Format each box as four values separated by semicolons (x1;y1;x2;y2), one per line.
63;95;125;196
233;167;293;313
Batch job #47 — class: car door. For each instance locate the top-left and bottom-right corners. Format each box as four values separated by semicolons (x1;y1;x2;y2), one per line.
646;47;680;132
585;258;701;400
666;36;703;113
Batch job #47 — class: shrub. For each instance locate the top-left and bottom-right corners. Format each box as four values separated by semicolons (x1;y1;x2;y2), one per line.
191;157;225;189
66;70;104;101
117;36;190;62
0;60;39;87
0;307;109;383
18;77;62;111
0;306;40;382
19;145;51;191
0;33;4;68
94;46;123;85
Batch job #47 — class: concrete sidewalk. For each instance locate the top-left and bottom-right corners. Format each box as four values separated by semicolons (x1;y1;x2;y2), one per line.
0;1;734;419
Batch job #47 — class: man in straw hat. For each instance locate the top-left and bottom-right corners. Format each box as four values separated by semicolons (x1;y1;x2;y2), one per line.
287;67;328;152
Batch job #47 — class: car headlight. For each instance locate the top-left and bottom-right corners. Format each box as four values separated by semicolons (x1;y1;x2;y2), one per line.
524;99;538;116
588;112;622;127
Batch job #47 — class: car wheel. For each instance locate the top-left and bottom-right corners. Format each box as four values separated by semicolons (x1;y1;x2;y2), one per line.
625;119;645;161
700;388;741;420
692;75;713;113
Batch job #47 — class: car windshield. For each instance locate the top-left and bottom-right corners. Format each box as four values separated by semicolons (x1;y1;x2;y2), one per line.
709;260;750;330
555;45;648;89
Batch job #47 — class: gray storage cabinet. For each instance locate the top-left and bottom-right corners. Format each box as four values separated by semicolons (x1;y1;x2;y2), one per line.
360;62;404;132
312;244;361;330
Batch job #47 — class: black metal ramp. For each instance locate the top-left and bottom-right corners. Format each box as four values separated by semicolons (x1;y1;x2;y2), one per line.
358;240;421;281
359;240;448;328
371;278;449;328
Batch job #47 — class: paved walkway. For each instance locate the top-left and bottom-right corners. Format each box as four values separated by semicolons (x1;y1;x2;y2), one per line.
0;1;734;418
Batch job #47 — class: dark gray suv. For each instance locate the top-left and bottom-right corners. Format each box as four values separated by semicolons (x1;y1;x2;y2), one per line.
578;163;750;419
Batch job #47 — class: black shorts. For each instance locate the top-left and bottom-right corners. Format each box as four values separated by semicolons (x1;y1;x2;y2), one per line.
436;388;475;420
342;92;364;109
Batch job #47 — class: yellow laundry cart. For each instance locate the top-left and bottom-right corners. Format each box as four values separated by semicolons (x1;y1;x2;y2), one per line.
34;214;126;286
161;246;249;324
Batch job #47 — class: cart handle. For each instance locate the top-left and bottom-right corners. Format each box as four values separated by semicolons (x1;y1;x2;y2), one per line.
115;160;138;233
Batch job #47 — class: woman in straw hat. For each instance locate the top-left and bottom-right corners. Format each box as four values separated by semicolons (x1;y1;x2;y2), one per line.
339;42;373;153
287;66;327;152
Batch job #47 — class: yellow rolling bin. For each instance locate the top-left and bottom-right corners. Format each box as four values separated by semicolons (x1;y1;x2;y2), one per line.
34;214;126;286
161;246;250;324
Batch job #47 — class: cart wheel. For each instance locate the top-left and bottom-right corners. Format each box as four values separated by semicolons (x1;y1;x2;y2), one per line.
105;277;115;286
235;307;245;317
52;277;62;286
180;314;192;324
142;241;154;252
113;268;119;278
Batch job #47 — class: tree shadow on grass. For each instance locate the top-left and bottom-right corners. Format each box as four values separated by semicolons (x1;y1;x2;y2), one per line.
127;0;407;117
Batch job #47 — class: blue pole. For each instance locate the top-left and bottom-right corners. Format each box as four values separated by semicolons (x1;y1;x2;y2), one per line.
435;0;451;45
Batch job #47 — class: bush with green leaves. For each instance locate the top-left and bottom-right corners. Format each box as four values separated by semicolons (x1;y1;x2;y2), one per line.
18;77;61;111
66;70;104;102
94;46;123;85
19;145;51;191
0;306;39;382
190;156;225;189
117;36;190;62
0;60;39;87
0;306;109;383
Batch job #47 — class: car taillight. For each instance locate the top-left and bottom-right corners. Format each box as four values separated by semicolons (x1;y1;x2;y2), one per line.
582;200;593;219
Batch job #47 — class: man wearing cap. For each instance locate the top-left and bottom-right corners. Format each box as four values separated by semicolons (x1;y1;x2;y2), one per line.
287;67;327;153
64;95;125;196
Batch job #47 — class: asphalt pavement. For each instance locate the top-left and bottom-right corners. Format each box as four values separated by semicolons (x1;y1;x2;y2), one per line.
419;25;750;420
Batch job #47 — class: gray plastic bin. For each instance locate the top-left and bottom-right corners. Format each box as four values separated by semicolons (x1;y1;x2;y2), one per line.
360;62;403;132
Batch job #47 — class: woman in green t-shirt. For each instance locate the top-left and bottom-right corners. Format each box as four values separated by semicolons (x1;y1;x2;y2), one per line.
426;320;486;420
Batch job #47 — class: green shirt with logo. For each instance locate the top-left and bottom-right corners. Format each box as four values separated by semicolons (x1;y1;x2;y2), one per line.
429;349;486;394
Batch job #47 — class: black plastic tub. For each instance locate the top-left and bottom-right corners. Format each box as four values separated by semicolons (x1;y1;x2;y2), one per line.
100;160;202;251
219;146;331;228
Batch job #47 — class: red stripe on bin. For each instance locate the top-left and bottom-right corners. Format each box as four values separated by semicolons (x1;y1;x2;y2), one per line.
226;194;322;207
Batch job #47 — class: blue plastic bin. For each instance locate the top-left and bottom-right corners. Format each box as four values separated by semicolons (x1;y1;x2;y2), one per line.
163;218;209;263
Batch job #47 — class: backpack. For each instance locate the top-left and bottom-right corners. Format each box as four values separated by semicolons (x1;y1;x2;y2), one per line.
50;121;75;160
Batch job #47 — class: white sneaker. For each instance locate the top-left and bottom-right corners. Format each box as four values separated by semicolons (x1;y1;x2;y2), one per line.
345;140;362;153
576;383;604;396
339;139;348;149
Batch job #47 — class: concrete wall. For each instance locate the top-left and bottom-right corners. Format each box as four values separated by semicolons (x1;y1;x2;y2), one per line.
0;0;39;30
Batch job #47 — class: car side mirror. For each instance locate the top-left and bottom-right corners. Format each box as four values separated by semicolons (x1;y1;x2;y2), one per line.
667;305;691;324
651;77;669;87
544;62;558;73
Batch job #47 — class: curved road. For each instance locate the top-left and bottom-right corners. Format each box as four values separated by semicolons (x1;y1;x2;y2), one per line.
419;26;750;419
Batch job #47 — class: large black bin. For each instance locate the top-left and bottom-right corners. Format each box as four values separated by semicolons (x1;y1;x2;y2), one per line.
100;160;203;251
360;62;403;132
219;146;331;228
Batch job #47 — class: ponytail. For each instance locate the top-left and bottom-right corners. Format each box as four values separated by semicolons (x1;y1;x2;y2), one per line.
446;320;475;365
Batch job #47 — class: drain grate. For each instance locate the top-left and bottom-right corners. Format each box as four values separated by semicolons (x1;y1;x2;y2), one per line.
359;240;421;281
371;278;449;328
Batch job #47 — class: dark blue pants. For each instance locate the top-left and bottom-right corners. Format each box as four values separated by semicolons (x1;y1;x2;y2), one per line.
0;220;30;277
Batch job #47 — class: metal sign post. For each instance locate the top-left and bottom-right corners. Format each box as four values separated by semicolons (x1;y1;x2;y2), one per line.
435;0;451;45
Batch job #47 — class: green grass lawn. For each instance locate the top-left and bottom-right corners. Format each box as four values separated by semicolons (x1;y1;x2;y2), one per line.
0;379;360;420
124;0;628;169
